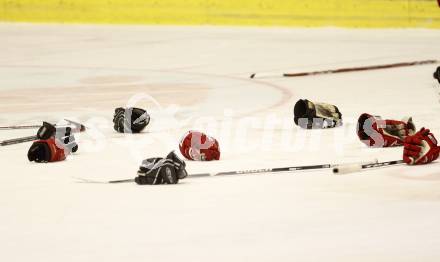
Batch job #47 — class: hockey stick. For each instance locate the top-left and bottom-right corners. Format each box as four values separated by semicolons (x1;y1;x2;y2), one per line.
0;135;38;146
64;119;87;132
332;160;405;175
250;60;439;79
194;159;378;177
208;164;335;176
74;159;378;184
0;119;87;146
0;125;41;130
0;119;86;131
74;177;136;184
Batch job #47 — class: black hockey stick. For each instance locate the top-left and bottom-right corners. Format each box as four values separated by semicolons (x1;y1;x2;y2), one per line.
0;135;37;146
0;119;86;146
0;125;41;130
74;159;378;184
332;160;405;174
192;159;376;177
210;164;334;176
0;119;86;131
250;59;439;79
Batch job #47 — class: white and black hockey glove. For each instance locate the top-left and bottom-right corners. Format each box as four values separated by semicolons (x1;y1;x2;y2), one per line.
113;107;150;133
36;121;78;153
135;151;188;185
293;99;342;129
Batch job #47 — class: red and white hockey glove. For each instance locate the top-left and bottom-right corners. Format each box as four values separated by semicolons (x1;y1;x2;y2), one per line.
357;113;415;147
179;131;220;161
28;137;67;163
403;128;440;165
28;122;78;163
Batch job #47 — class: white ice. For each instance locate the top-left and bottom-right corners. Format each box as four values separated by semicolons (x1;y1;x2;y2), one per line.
1;23;440;262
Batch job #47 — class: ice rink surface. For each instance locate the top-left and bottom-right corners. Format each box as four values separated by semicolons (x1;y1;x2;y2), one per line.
1;23;440;261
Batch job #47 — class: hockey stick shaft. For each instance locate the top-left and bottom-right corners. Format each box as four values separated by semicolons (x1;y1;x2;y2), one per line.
333;160;404;174
196;159;377;177
250;60;438;78
0;125;41;130
214;163;333;176
283;60;438;77
0;119;86;131
361;160;404;169
0;135;37;146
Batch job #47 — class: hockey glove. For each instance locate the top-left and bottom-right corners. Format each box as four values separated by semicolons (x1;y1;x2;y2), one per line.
135;151;188;185
28;138;67;163
179;130;220;161
37;121;56;140
293;99;342;129
166;151;188;180
113;107;150;133
434;66;440;84
56;126;79;153
37;122;78;153
357;113;416;147
403;128;439;165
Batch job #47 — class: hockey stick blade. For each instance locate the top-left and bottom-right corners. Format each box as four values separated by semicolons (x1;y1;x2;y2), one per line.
64;119;87;132
73;177;135;184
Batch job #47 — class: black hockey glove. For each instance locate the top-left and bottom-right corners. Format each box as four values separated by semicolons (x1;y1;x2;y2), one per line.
37;121;56;140
165;151;188;180
113;107;150;133
293;99;342;129
28;138;67;162
434;66;440;84
135;151;188;185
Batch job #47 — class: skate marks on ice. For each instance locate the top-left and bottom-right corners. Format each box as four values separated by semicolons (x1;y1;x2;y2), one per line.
0;66;293;124
0;81;209;114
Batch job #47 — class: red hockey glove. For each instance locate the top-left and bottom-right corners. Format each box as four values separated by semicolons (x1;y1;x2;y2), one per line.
403;128;440;165
357;113;415;147
179;131;220;161
28;137;67;163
